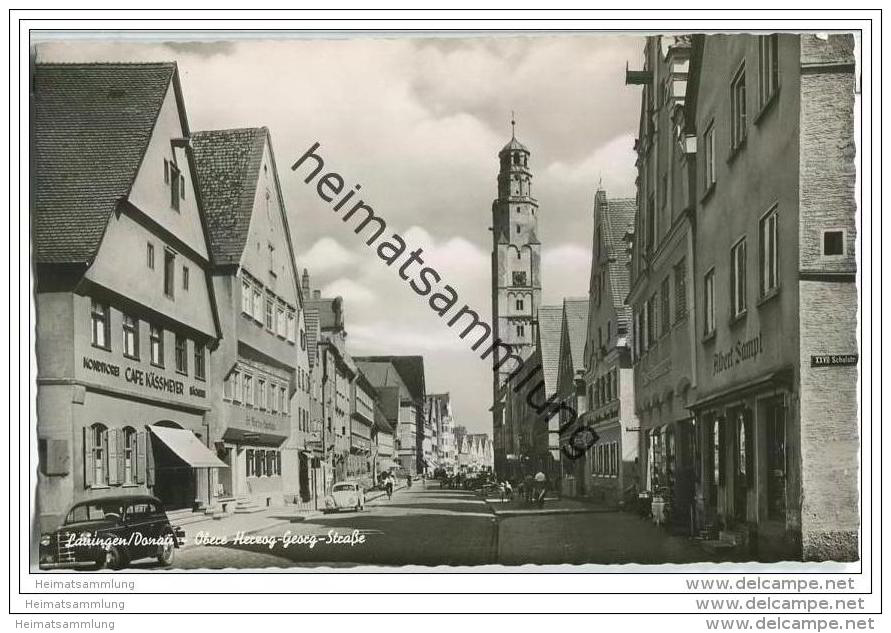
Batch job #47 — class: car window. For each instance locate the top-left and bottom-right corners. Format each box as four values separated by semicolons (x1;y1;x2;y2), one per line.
125;503;153;521
65;503;122;524
333;484;354;492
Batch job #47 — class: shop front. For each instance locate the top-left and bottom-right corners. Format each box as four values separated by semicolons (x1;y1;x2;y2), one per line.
690;367;798;559
215;403;290;509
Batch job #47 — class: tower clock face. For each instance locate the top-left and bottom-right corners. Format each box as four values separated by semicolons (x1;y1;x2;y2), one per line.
512;271;527;286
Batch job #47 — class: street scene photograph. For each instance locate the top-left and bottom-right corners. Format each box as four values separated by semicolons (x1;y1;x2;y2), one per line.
30;29;860;570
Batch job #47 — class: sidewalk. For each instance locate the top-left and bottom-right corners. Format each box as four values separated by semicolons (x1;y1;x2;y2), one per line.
178;483;407;550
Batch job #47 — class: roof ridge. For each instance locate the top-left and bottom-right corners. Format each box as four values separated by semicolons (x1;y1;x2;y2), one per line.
36;61;177;68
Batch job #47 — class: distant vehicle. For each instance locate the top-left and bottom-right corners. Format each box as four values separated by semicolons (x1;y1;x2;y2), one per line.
39;495;185;570
324;482;366;513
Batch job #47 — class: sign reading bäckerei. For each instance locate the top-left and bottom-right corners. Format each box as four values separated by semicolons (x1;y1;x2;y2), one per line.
81;356;204;397
810;354;859;367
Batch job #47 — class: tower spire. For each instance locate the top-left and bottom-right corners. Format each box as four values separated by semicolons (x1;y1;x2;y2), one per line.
510;110;516;139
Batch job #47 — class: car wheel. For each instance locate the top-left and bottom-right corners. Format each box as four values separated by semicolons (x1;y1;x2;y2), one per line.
103;546;127;571
157;533;175;567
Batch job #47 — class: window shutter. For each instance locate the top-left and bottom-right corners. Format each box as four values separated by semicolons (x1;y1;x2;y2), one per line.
117;430;126;485
107;428;119;485
145;432;156;487
83;427;94;489
135;431;147;484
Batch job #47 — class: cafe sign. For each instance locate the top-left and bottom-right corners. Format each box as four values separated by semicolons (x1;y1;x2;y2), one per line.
81;355;205;398
713;332;763;376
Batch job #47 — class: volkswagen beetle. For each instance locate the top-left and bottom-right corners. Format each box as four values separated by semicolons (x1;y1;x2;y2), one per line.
323;482;365;513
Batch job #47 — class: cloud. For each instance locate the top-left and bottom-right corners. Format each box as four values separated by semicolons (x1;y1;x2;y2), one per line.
320;277;377;308
296;237;359;276
542;243;593;304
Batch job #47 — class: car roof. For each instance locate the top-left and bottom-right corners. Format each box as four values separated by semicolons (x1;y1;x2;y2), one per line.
69;494;162;507
333;481;357;486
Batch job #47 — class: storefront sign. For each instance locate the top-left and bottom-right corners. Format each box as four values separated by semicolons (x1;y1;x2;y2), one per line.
245;414;279;432
81;356;204;398
713;332;763;376
811;354;858;367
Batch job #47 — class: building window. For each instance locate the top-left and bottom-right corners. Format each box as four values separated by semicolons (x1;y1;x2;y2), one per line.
90;300;110;350
515;298;524;311
516;324;525;338
175;335;188;374
164;249;176;299
660;277;670;336
87;423;107;487
241;278;253;314
281;386;288;414
760;206;779;296
230;370;241;403
122;314;139;359
287;311;296;343
122;426;136;485
147;243;155;269
276;304;287;338
246;449;254;476
170;163;181;211
300;329;306;351
759;34;779;108
646;296;656;347
704;123;716;190
674;258;687;322
730;64;747;150
150;325;164;367
243;374;253;407
704;268;716;336
646;194;656;253
252;286;263;321
730;238;748;318
823;230;845;256
194;343;205;381
258;379;266;410
265;293;274;330
182;266;189;291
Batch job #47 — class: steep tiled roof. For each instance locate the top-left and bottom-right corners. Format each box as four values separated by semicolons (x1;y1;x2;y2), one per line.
354;356;426;404
190;127;267;265
536;305;564;397
601;195;636;329
33;62;177;264
563;298;590;373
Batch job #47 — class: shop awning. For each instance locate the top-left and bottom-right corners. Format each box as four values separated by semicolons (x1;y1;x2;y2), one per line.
149;425;228;468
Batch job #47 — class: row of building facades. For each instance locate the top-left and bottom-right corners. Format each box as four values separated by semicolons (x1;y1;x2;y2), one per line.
32;62;488;530
492;33;858;561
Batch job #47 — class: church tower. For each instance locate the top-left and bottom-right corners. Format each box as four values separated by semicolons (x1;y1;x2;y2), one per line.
491;118;542;469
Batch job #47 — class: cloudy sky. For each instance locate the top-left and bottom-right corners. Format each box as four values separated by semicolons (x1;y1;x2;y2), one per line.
37;33;644;433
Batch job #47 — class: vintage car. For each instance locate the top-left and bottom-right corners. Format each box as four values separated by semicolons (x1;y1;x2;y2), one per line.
323;482;366;513
39;495;185;570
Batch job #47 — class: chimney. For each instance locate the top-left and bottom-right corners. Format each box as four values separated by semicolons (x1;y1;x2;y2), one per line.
301;268;310;295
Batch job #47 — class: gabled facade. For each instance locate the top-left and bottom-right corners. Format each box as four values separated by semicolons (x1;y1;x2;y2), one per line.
555;297;589;497
355;356;427;477
191;126;310;510
581;190;638;506
34;63;224;529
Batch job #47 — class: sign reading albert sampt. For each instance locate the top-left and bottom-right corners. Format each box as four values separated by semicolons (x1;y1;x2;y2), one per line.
810;354;859;368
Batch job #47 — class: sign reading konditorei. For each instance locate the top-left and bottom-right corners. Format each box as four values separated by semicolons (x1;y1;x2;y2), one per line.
81;355;205;398
810;354;859;367
713;332;764;375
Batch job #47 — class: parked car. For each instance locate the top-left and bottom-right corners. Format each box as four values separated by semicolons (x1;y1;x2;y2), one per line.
38;495;185;571
323;482;366;513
